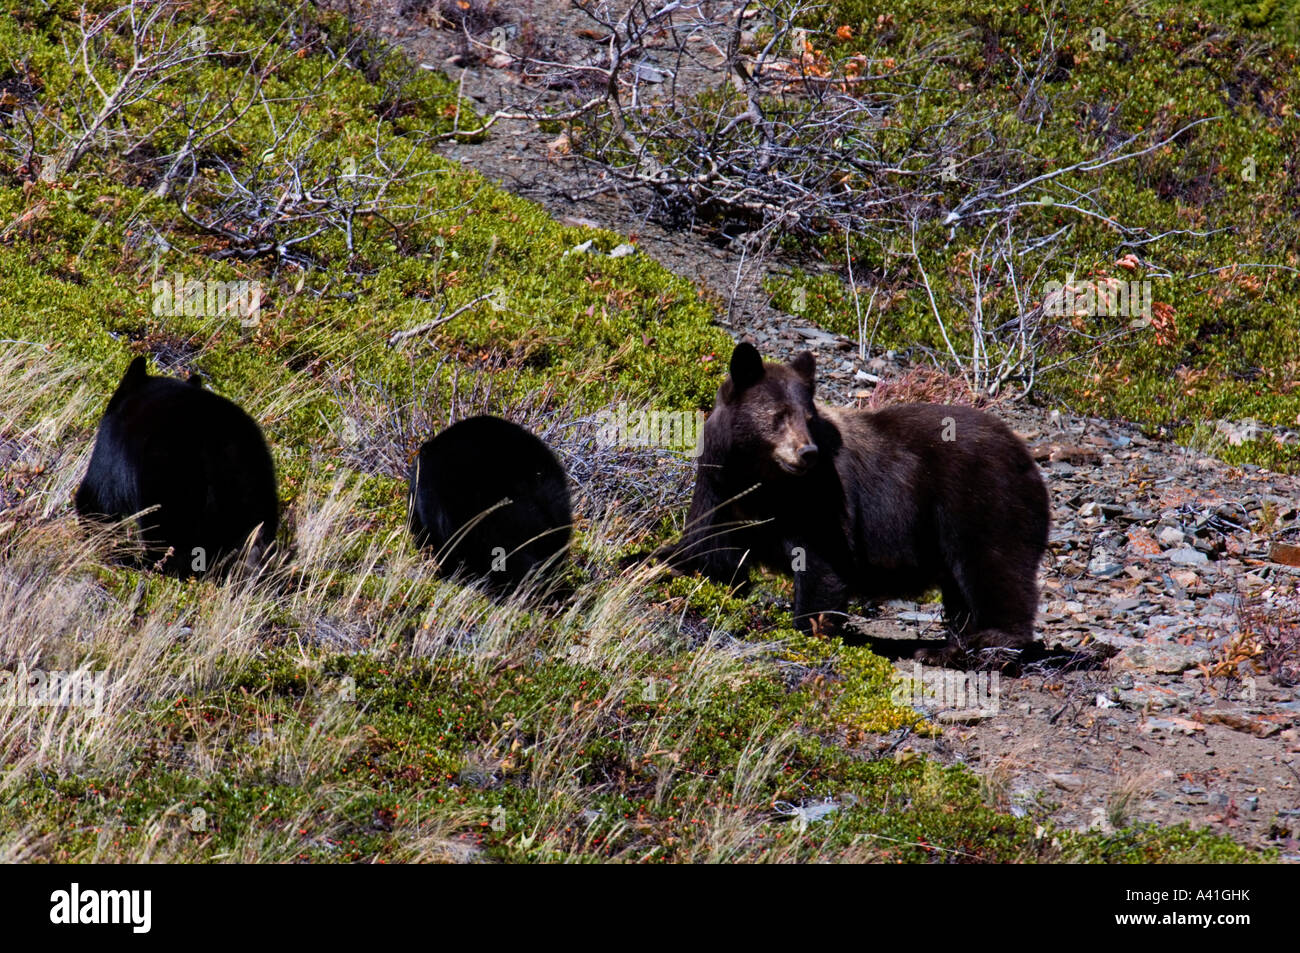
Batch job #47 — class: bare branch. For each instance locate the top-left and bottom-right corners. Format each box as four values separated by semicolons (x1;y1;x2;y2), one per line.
386;292;498;347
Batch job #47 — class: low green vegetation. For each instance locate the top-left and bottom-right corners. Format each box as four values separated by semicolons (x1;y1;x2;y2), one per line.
759;0;1300;469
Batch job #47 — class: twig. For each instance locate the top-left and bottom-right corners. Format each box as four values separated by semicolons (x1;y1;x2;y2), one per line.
386;292;497;347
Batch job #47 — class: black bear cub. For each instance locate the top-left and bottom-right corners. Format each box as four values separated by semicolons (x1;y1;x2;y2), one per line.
75;356;279;576
408;415;571;593
668;342;1049;661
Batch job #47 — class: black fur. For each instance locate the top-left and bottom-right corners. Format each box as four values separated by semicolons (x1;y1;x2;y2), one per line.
668;343;1050;658
408;415;571;592
74;356;279;575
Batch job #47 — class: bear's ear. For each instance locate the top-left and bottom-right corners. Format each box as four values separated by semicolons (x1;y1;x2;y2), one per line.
790;351;816;387
117;356;150;393
105;356;149;411
187;371;205;388
728;342;765;393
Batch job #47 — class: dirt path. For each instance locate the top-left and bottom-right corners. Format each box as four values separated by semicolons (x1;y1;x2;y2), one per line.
345;0;1300;858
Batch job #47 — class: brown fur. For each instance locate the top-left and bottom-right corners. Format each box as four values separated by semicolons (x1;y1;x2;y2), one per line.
666;343;1050;659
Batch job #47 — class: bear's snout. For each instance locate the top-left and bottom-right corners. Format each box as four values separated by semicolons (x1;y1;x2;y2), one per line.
776;440;819;474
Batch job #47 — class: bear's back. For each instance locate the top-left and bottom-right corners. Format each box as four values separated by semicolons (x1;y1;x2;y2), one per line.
849;401;1032;459
409;415;571;587
828;401;1048;557
76;363;278;571
414;415;567;520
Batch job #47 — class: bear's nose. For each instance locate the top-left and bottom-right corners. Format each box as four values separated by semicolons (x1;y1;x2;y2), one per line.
797;444;819;466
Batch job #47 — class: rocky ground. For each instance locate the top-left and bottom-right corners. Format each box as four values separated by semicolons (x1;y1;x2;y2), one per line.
872;409;1300;856
343;0;1300;858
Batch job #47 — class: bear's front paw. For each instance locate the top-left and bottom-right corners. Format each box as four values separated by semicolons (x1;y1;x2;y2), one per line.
800;611;848;640
914;639;1026;671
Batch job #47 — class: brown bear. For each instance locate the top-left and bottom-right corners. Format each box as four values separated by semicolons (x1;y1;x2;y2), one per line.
665;342;1049;662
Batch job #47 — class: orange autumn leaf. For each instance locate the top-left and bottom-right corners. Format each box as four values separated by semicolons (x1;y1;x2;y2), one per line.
837;25;854;41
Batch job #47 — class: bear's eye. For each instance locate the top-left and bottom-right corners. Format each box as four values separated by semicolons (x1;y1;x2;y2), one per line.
771;409;787;427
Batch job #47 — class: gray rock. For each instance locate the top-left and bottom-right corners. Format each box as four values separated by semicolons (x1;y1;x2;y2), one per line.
1048;773;1085;792
794;326;840;345
1089;553;1124;577
1092;633;1144;653
1157;526;1186;547
897;610;942;624
1118;641;1212;674
1114;686;1182;710
1145;716;1201;733
633;61;670;84
1109;597;1143;615
1167;546;1209;566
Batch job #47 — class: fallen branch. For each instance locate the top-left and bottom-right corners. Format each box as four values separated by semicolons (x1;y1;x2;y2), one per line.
386;292;497;347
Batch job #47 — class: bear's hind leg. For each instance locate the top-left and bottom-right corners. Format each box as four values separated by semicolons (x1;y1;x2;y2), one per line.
919;555;1037;666
939;572;973;638
959;557;1038;654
